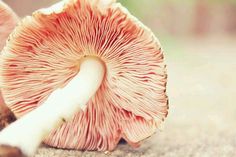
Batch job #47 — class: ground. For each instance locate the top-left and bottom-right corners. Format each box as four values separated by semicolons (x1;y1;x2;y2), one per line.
35;36;236;157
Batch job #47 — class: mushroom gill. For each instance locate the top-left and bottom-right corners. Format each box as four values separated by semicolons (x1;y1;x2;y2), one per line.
0;1;18;130
0;1;18;50
0;0;168;151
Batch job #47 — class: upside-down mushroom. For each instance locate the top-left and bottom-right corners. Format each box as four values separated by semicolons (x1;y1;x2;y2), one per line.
0;1;18;131
0;0;168;156
0;1;18;50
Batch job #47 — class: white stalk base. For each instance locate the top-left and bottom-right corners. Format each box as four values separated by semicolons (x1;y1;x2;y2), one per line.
0;57;105;156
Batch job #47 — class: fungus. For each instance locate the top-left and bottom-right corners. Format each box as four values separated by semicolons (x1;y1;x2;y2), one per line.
0;1;18;131
0;1;18;50
0;0;168;156
0;1;18;103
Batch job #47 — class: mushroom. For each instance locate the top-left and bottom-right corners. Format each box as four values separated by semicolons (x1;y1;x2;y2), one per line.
0;1;18;50
0;1;18;130
0;0;168;156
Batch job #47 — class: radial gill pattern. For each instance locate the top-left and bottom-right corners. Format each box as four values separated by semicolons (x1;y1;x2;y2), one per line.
0;0;168;151
0;1;18;105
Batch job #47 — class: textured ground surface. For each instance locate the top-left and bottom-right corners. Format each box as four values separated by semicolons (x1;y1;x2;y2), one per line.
35;37;236;157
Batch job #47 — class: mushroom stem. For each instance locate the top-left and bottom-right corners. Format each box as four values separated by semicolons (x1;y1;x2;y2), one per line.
0;57;105;156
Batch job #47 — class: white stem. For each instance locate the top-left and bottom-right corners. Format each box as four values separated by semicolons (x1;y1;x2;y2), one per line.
0;57;105;156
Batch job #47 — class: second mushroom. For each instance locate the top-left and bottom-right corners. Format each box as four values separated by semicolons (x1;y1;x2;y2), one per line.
0;1;18;131
0;0;168;156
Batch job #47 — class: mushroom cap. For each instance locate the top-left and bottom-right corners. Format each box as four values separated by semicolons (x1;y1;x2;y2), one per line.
0;1;18;50
0;0;168;150
0;1;18;105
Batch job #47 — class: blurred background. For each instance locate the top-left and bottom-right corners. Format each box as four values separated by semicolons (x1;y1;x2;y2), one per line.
3;0;236;156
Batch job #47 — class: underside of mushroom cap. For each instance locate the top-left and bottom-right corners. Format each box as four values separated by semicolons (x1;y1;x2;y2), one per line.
0;1;18;50
0;0;168;151
0;1;18;106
